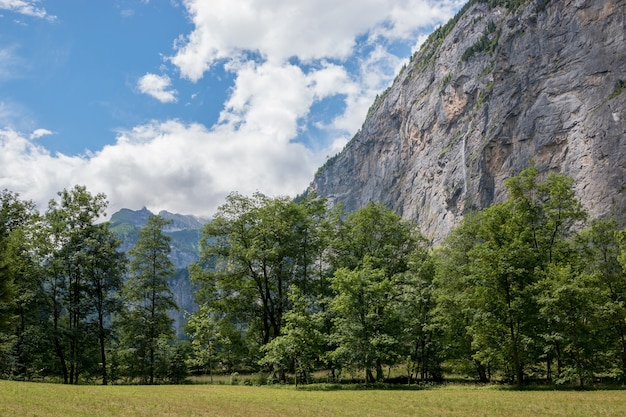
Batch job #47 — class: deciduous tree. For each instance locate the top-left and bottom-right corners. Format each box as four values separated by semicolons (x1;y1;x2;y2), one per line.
119;214;177;384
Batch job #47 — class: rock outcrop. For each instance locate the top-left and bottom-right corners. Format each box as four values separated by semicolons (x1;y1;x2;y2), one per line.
308;0;626;242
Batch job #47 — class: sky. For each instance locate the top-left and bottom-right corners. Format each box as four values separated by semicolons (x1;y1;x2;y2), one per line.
0;0;464;218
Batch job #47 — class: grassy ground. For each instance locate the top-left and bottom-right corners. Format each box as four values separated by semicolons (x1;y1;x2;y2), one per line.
2;380;626;417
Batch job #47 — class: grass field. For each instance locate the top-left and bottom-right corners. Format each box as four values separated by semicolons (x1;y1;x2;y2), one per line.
2;380;626;417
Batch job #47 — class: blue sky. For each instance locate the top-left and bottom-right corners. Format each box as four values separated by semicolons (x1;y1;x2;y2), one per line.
0;0;463;218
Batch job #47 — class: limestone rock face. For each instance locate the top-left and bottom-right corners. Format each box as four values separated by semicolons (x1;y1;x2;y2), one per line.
308;0;626;242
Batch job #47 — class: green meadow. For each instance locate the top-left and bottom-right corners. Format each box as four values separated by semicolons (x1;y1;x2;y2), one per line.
2;381;626;417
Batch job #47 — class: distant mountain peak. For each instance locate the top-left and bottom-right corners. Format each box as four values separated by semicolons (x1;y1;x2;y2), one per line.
110;207;209;230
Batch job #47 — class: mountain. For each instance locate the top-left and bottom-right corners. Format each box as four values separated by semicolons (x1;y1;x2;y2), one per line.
109;207;209;335
110;207;208;268
308;0;626;243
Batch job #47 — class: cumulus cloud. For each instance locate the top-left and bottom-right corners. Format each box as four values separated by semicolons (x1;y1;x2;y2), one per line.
0;0;55;20
137;73;178;103
0;120;319;217
169;0;462;150
170;0;462;81
0;129;84;208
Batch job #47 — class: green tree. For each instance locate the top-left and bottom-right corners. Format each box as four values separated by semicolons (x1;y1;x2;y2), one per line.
259;286;325;385
82;223;126;385
120;214;177;384
397;244;442;383
327;203;419;382
0;190;41;377
191;192;329;371
576;219;626;379
536;264;606;387
186;304;220;382
329;202;416;276
433;212;491;381
434;166;586;385
44;185;108;384
330;262;401;383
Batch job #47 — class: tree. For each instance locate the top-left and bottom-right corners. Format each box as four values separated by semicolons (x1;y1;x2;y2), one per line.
0;191;31;334
328;203;419;382
536;264;606;387
191;192;329;371
574;219;626;379
259;286;325;385
120;214;177;384
397;244;442;383
434;166;586;385
330;262;400;383
186;305;220;382
329;202;416;277
82;223;126;385
433;212;491;382
43;185;109;384
0;190;40;377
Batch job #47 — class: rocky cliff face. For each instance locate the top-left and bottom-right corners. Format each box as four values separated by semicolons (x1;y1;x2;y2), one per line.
309;0;626;242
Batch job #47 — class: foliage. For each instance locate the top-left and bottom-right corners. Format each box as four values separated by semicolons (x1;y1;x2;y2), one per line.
330;263;399;383
327;203;427;382
42;186;113;384
259;286;325;385
82;223;126;385
435;165;589;385
118;214;177;384
190;192;331;373
2;163;626;387
462;23;500;61
609;79;626;100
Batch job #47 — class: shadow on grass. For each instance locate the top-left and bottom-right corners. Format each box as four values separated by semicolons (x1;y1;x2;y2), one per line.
292;380;626;392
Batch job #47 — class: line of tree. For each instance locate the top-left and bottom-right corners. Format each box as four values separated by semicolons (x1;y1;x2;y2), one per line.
188;165;626;387
1;165;626;387
0;186;180;384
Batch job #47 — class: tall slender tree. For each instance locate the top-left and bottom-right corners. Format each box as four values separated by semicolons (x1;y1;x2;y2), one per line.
82;223;126;385
121;214;177;384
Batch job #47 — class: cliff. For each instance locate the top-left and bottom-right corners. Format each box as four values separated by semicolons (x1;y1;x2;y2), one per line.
308;0;626;242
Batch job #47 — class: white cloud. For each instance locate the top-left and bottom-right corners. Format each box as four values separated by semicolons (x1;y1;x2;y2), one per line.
29;128;52;139
137;73;178;103
171;0;461;81
0;129;84;208
0;0;55;20
0;120;320;217
168;0;461;154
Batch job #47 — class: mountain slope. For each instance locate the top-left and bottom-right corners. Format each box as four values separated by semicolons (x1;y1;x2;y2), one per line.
109;207;209;335
309;0;626;242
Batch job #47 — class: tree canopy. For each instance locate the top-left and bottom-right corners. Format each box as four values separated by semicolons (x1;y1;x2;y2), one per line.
1;166;625;387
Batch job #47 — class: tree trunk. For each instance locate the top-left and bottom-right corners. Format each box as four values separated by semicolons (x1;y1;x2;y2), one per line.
475;361;488;383
54;337;68;384
99;314;108;385
376;359;384;381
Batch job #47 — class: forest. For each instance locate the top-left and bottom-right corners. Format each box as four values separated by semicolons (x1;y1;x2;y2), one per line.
1;164;626;388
